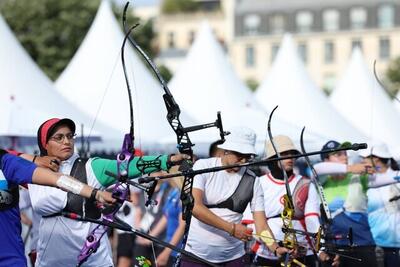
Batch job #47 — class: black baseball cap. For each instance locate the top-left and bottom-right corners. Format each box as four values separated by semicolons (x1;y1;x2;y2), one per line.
320;140;351;161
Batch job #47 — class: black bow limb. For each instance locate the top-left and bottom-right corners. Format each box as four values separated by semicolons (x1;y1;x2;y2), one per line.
121;3;229;266
59;211;218;266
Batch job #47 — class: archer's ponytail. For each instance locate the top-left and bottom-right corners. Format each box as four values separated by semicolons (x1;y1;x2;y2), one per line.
390;158;400;171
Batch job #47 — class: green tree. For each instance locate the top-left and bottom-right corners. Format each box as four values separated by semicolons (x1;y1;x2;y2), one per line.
113;4;156;58
246;78;259;92
387;57;400;94
158;64;173;83
0;0;100;80
161;0;200;14
0;0;157;80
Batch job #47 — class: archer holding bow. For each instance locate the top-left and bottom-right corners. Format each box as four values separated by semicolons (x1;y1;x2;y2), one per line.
28;117;188;267
253;135;339;267
181;127;288;266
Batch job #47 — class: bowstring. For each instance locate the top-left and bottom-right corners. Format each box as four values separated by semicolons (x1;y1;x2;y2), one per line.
86;50;121;146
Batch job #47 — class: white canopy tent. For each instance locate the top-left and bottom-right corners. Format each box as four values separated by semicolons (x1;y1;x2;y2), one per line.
55;0;200;152
330;48;400;157
166;23;327;153
255;34;366;145
0;14;117;152
393;87;400;116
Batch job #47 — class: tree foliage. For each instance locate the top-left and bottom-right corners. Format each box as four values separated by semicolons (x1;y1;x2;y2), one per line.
158;64;173;83
246;78;259;92
0;0;156;80
113;4;156;59
0;0;100;80
161;0;200;14
387;57;400;93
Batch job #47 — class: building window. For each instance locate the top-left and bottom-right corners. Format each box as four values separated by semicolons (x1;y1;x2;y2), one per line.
297;43;307;63
351;39;362;51
271;44;279;62
350;7;367;29
270;14;285;34
168;32;175;48
245;45;255;67
296;11;313;32
188;31;195;45
244;14;261;35
378;4;395;28
324;41;335;63
323;9;340;31
379;38;390;59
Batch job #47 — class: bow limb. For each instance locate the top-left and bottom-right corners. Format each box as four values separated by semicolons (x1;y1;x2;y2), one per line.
122;2;193;156
63;211;218;267
121;3;229;267
121;8;195;261
121;23;140;139
267;106;294;206
122;2;227;154
300;127;332;254
300;127;332;224
76;23;139;266
267;106;299;266
300;128;359;263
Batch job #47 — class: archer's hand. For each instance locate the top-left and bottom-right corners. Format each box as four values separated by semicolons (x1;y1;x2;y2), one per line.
319;252;340;267
232;223;253;241
95;190;116;205
35;156;60;172
275;246;291;257
169;154;191;165
348;163;374;174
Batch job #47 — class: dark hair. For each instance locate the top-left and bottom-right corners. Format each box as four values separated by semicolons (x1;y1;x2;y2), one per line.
37;118;76;156
209;140;224;157
377;157;400;171
266;155;293;180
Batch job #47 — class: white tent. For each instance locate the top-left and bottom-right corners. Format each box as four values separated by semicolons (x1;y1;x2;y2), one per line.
330;48;400;157
255;34;366;144
0;13;117;151
393;89;400;115
55;0;198;151
166;23;327;152
168;21;264;121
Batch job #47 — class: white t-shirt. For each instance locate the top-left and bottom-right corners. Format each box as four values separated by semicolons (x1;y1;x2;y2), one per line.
29;154;113;267
19;188;41;252
186;157;264;263
256;173;320;259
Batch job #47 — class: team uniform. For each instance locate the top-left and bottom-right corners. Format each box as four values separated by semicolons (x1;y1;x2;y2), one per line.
255;173;320;261
185;157;264;264
29;153;171;267
0;151;37;267
313;161;377;266
367;168;400;266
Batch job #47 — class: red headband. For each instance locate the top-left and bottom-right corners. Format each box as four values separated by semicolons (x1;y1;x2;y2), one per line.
40;118;60;148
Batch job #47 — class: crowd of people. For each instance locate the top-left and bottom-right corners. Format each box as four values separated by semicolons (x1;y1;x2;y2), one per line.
2;117;400;267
